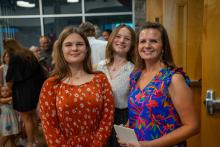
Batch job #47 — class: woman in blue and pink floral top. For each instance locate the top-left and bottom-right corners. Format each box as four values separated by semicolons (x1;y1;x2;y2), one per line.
118;22;199;147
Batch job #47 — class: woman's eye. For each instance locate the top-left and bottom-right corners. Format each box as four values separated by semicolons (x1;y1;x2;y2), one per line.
139;40;146;43
64;43;72;47
125;37;131;41
139;39;160;45
76;43;85;47
115;35;121;39
149;39;158;43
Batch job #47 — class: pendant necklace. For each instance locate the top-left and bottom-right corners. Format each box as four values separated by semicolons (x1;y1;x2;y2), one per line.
110;60;127;72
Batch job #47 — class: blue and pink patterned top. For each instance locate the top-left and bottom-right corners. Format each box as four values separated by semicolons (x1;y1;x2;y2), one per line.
128;67;190;147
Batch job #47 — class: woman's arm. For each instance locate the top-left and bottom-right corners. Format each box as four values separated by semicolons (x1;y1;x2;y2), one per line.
92;74;115;147
134;73;199;147
0;97;12;104
39;78;70;146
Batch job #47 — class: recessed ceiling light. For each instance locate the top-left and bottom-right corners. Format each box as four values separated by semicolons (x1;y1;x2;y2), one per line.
67;0;79;3
16;1;35;8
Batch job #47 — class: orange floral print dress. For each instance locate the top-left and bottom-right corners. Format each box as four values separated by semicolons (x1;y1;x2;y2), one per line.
39;73;114;147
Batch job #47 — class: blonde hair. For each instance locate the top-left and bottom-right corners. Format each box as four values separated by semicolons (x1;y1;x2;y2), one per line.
105;24;137;66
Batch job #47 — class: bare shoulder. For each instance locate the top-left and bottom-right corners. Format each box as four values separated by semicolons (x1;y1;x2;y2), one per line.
169;73;191;95
171;73;187;86
0;65;4;70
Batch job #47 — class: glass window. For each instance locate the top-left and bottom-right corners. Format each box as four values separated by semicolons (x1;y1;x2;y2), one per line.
0;18;41;53
0;0;134;53
44;17;82;40
0;0;39;16
42;0;82;14
85;0;132;13
86;15;133;31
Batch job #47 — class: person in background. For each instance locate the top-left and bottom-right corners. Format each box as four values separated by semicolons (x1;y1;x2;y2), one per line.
118;21;199;147
102;29;112;41
94;25;103;40
0;86;19;147
0;51;19;147
39;26;114;147
29;45;48;123
39;36;53;71
30;45;49;78
0;51;10;87
4;38;45;147
79;21;107;66
29;46;41;60
96;24;136;147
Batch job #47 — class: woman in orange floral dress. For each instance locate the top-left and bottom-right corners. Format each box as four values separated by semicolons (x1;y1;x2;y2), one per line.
39;26;115;147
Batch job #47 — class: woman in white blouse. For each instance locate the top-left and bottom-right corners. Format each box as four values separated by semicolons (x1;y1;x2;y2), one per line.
97;24;136;147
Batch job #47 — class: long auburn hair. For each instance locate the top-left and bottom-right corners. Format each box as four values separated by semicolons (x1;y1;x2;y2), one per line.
3;38;37;62
51;26;94;82
105;24;137;66
135;21;175;70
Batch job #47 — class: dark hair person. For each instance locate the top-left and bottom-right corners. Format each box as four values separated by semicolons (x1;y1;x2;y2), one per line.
118;22;199;147
102;29;112;41
39;26;114;147
4;38;45;147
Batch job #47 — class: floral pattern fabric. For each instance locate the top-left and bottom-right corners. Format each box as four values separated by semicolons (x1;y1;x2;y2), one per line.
128;67;190;147
0;104;20;136
39;73;114;147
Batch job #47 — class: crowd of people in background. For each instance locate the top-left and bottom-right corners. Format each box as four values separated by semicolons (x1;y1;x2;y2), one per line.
0;21;199;147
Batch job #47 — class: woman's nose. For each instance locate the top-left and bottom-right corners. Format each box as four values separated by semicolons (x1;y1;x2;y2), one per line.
71;44;78;51
119;37;125;43
144;41;152;47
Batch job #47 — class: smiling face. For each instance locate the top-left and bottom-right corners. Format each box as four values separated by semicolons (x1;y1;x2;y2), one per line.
1;86;10;98
112;27;132;57
102;31;110;41
39;36;50;50
138;28;163;63
62;33;87;65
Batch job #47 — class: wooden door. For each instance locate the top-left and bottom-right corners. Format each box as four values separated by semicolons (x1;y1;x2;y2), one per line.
201;0;220;146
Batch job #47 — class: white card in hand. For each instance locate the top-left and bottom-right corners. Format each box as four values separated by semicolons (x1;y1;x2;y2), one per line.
114;125;138;143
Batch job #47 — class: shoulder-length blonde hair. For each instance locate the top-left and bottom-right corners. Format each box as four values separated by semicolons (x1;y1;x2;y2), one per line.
135;21;175;70
105;24;137;66
51;26;94;82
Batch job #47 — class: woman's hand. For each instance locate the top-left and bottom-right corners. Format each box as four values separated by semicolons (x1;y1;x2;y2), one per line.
118;138;141;147
127;142;141;147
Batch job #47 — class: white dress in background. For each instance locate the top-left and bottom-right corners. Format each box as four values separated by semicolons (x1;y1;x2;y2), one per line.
0;64;20;136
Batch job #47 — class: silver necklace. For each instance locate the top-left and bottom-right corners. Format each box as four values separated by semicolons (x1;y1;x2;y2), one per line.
110;61;127;72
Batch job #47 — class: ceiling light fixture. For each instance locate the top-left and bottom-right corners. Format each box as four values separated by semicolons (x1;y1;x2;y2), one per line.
67;0;79;3
16;0;35;8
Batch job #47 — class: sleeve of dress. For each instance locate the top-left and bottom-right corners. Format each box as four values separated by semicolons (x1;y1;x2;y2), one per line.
167;67;191;86
39;77;69;147
92;74;115;147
